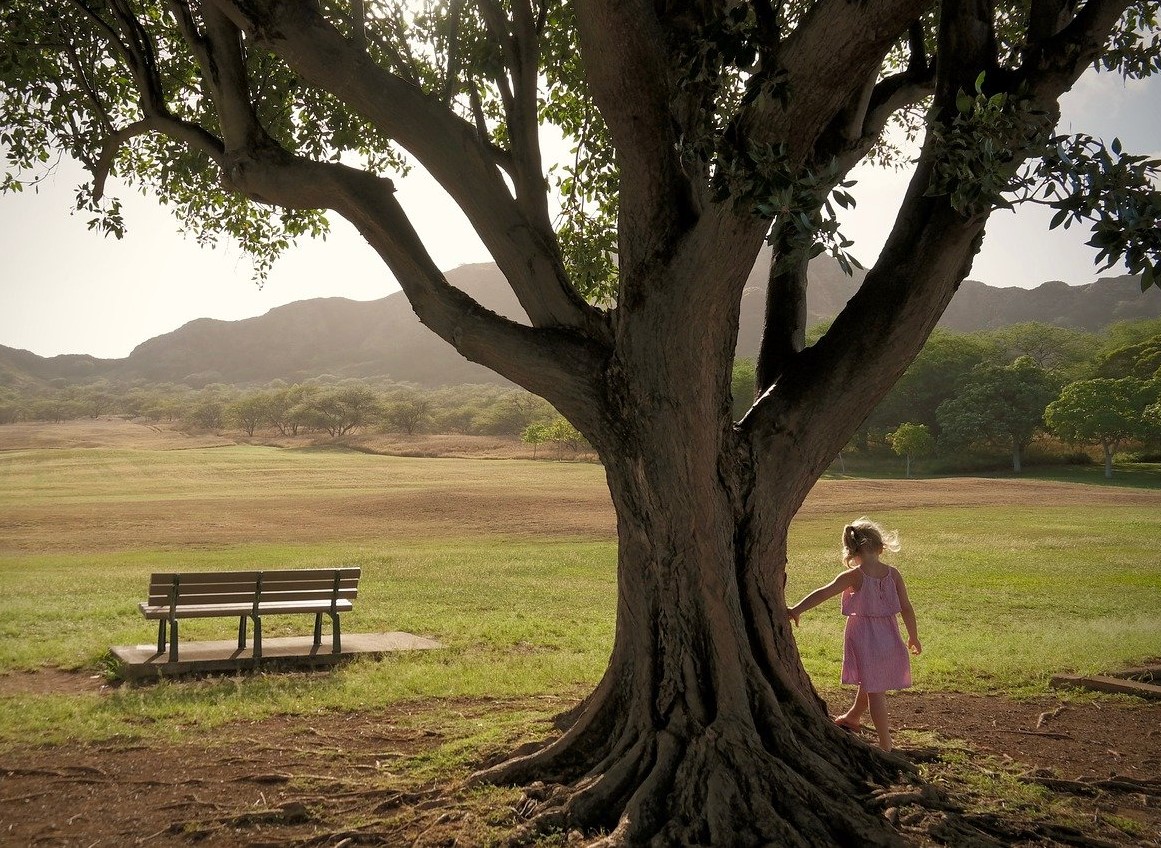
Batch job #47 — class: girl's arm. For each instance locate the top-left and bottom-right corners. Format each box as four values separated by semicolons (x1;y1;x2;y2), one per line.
788;570;860;625
893;568;922;654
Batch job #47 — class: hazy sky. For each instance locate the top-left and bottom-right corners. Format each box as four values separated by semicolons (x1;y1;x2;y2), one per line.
1;68;1158;360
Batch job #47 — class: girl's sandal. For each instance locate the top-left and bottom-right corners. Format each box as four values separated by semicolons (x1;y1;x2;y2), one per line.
834;719;861;733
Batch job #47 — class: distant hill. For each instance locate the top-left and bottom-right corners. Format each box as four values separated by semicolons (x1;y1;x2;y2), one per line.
3;257;1159;388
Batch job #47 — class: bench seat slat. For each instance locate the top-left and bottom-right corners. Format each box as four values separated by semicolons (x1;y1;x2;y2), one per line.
140;599;355;620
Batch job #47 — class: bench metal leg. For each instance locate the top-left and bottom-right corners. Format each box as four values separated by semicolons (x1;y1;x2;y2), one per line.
330;612;342;654
168;619;179;663
157;620;167;654
313;613;323;649
252;615;262;659
237;616;247;650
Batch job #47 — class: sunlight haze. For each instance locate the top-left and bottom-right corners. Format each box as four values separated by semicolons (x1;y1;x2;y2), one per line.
1;69;1158;360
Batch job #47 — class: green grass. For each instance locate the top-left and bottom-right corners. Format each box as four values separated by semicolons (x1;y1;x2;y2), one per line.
1;445;1159;745
787;505;1161;695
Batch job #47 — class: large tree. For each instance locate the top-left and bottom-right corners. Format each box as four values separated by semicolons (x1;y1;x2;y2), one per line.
936;356;1059;471
1046;375;1158;477
3;1;1160;844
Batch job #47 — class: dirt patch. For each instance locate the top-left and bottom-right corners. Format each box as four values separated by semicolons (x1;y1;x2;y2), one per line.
1;680;1158;846
0;668;113;697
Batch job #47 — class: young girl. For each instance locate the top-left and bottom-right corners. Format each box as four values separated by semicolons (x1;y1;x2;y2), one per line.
788;517;921;751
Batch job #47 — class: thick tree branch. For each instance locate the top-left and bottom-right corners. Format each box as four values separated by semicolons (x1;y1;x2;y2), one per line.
208;0;603;339
478;0;552;231
440;0;465;103
1029;0;1078;44
349;0;367;51
92;117;225;200
747;0;1136;488
575;0;700;277
742;0;933;156
190;3;269;150
1021;0;1134;98
217;147;608;425
755;222;808;395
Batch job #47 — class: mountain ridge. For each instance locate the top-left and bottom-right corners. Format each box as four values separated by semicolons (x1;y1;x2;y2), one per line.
3;258;1158;388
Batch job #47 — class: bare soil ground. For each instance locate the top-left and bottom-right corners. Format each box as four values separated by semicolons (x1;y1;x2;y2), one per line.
0;674;1158;847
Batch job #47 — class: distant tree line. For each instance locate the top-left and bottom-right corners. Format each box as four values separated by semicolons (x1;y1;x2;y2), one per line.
0;375;566;442
5;317;1160;473
734;317;1161;477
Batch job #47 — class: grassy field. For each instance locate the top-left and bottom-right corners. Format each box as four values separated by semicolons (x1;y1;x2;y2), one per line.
1;427;1159;746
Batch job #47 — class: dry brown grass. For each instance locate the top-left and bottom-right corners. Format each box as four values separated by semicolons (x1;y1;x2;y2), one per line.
2;418;1157;557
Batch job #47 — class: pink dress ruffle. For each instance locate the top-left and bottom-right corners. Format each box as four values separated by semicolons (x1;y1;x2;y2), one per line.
840;566;912;692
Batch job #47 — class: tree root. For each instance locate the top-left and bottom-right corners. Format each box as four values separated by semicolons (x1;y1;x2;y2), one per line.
1017;771;1161;797
160;800;314;838
925;810;1126;848
488;716;919;848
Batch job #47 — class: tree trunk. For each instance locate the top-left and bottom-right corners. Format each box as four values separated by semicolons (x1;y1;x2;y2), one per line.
1012;441;1022;474
477;361;912;846
1102;441;1114;479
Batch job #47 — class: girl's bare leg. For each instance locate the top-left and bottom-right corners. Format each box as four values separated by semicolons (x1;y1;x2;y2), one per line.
868;691;892;750
835;686;869;729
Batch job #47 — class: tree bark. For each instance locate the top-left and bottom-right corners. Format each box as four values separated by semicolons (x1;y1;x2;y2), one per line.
478;425;911;847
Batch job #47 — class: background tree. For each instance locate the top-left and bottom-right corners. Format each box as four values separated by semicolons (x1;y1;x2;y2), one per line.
0;387;22;425
182;386;234;431
297;385;382;438
866;329;997;438
226;390;276;436
382;388;432;436
888;422;935;478
269;383;317;436
521;421;549;459
1045;376;1157;477
1098;316;1161;351
985;322;1102;380
936;357;1059;472
3;1;1159;844
1094;332;1161;379
544;415;590;459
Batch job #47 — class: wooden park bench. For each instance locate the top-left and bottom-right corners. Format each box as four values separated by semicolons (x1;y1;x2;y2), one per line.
139;567;361;662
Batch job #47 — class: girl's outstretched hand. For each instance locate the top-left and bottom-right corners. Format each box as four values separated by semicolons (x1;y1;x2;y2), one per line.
787;606;800;627
908;637;922;655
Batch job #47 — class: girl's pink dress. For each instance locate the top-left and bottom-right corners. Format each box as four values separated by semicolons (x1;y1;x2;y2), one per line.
840;566;911;692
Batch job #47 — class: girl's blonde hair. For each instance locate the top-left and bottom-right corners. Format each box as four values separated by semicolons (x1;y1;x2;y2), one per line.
842;517;900;566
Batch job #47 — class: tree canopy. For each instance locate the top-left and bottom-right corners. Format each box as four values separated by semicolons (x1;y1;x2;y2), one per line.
1045;375;1158;476
936;356;1060;471
4;1;1161;845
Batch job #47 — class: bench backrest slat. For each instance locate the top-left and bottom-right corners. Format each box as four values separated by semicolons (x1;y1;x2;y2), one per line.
145;568;361;609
